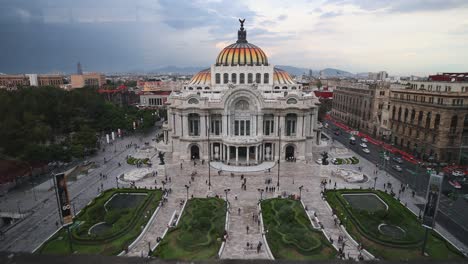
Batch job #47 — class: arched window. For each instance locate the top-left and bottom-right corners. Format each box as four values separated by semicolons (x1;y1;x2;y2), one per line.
285;113;297;136
291;86;296;89
434;114;441;129
215;73;220;84
404;108;409;123
197;87;202;90
240;73;245;84
417;111;423;126
410;109;416;123
247;73;253;83
204;87;210;90
274;86;280;89
264;73;269;84
231;73;237;84
189;87;193;90
282;86;287;89
398;107;402;121
256;73;261;83
425;112;431;129
188;113;200;136
223;73;229;84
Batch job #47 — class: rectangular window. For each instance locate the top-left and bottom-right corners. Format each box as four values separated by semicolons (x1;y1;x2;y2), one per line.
234;121;239;136
246;121;250;136
240;120;245;135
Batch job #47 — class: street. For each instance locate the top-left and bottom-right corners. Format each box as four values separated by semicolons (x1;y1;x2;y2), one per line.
0;128;159;252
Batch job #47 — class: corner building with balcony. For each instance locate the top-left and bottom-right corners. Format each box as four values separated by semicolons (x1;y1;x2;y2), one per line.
161;22;320;164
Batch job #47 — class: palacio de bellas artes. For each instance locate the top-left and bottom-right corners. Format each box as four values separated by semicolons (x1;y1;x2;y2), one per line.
161;20;321;166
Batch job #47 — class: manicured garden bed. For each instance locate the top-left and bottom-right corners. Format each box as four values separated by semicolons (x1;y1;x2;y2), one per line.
37;188;162;255
126;156;151;165
335;156;359;165
153;198;226;260
261;198;336;260
325;189;464;260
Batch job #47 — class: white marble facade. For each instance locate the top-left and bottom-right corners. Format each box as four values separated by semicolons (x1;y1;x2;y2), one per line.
161;21;321;165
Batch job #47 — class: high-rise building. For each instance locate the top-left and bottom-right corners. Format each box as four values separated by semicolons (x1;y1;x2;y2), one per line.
77;62;83;75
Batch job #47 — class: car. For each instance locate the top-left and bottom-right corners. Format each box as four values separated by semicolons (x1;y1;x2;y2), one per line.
392;157;403;163
392;165;403;172
361;138;368;143
316;158;322;165
452;170;465;177
362;148;370;154
360;143;368;148
383;155;390;161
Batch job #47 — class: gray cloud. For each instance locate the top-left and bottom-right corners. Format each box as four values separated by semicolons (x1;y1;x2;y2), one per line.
325;0;468;13
319;11;342;18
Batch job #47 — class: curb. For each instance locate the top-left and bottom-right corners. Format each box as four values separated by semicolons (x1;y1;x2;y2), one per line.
258;202;275;260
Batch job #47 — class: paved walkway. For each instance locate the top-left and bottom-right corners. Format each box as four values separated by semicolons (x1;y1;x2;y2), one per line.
210;161;276;173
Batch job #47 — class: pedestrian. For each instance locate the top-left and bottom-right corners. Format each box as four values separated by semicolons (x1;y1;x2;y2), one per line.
180;163;183;169
246;225;249;234
238;208;241;215
412;190;415;197
384;183;386;189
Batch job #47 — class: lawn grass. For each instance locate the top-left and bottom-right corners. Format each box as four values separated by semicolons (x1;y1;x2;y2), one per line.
325;189;464;260
37;188;162;255
261;198;336;260
153;198;226;260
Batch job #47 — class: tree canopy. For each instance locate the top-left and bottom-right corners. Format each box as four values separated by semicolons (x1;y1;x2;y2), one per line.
0;86;157;162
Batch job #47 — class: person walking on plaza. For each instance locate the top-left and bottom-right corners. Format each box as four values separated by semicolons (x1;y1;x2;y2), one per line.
246;225;249;234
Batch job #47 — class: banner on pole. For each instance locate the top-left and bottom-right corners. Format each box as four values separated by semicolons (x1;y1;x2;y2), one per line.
54;173;73;225
422;172;443;228
106;134;110;144
117;128;121;137
111;131;115;141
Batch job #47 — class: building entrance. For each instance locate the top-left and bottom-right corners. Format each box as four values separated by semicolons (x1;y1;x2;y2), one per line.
190;145;200;160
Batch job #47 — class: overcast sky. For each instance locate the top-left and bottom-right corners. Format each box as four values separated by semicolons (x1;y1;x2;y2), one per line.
1;0;467;75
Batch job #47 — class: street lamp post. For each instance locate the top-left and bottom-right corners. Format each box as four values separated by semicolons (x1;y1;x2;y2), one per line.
185;184;190;201
277;127;281;188
115;176;119;188
224;188;231;202
299;185;304;200
207;123;211;190
257;188;264;200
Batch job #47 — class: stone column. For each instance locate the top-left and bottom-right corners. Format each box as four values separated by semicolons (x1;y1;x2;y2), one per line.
227;145;230;162
297;114;303;137
247;147;250;165
258;114;264;136
182;114;188;137
235;147;239;165
255;145;258;163
200;114;206;137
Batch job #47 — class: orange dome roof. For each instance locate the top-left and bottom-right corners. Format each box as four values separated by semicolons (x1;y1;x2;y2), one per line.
216;42;268;66
216;19;268;66
188;68;211;86
273;68;295;85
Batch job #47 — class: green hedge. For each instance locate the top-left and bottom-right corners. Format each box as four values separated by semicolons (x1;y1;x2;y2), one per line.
37;188;162;255
261;198;336;260
325;189;464;260
153;198;226;260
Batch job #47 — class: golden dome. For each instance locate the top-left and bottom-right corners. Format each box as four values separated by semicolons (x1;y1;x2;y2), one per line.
215;19;268;66
188;68;211;86
273;68;295;85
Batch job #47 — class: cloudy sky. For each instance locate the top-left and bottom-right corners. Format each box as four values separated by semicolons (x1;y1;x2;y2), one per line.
1;0;467;75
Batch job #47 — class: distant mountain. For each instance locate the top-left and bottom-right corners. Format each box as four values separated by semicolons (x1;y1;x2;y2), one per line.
149;66;205;75
276;65;355;78
319;68;355;78
275;65;313;76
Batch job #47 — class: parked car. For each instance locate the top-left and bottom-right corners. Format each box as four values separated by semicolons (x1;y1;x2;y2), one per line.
361;138;368;143
392;165;403;172
360;143;368;148
452;170;465;177
383;155;390;161
362;148;370;154
392;157;403;164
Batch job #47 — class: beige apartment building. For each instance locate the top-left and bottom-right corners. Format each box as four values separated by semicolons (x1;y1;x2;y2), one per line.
0;74;63;89
389;78;468;164
70;72;106;88
331;82;393;139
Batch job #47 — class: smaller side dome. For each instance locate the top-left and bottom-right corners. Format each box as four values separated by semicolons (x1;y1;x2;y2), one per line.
273;68;295;85
188;68;211;86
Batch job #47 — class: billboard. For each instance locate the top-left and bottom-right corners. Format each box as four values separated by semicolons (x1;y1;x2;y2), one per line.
54;173;73;225
422;172;443;228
